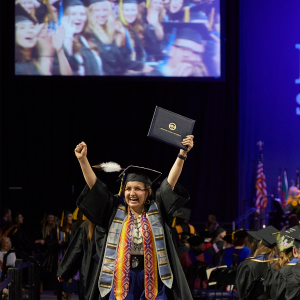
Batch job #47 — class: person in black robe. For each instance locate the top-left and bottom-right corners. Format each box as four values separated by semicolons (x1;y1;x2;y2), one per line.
264;226;299;299
280;229;300;300
72;136;194;300
57;220;97;300
235;226;280;300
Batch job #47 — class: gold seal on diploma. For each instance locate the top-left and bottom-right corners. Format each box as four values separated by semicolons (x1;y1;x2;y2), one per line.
169;123;176;130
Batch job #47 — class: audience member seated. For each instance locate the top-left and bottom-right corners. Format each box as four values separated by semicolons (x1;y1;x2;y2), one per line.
222;230;251;268
236;226;279;300
0;208;12;230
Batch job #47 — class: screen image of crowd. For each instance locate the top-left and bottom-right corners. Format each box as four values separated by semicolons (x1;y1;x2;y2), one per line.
15;0;220;77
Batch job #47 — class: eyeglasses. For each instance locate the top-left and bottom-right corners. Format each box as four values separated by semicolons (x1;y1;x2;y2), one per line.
124;187;146;192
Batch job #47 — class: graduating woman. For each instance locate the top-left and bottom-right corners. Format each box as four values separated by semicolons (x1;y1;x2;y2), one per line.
236;226;279;300
73;136;194;300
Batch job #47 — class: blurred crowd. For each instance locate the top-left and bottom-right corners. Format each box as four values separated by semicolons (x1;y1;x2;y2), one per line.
15;0;220;76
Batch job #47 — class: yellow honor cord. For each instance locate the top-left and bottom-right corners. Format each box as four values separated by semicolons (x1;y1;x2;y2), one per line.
119;0;128;25
60;210;64;227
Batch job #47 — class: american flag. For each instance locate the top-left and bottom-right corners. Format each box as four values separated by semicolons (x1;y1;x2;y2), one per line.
255;145;267;211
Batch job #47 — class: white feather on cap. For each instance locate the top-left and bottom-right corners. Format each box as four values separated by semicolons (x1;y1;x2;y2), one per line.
92;162;122;172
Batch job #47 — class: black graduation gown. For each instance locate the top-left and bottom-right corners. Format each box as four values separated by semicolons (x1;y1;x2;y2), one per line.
57;221;97;300
236;254;272;300
76;177;193;300
270;258;298;300
90;35;131;75
285;263;300;300
263;263;276;299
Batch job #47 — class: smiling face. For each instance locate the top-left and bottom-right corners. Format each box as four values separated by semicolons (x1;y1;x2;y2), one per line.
122;3;138;24
91;1;110;26
67;5;87;33
67;213;73;224
169;0;183;13
15;20;37;49
124;181;151;214
19;0;35;14
150;0;163;12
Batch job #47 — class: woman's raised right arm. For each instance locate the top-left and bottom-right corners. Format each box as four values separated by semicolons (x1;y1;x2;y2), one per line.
75;142;97;189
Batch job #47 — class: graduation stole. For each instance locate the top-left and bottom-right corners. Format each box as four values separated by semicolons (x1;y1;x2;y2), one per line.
99;203;173;299
113;209;158;300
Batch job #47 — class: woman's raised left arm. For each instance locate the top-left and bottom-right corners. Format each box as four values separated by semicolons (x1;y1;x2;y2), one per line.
167;135;194;189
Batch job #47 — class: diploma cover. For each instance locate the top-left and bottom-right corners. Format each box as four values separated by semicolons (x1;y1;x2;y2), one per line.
147;106;195;150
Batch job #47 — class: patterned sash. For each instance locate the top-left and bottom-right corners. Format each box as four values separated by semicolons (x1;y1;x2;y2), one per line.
99;202;173;299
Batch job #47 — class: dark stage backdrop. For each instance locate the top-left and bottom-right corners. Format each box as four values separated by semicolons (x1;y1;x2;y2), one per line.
0;0;239;233
239;0;300;226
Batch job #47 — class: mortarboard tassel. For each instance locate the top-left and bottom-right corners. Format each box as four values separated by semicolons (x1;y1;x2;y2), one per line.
184;7;190;22
60;210;64;227
119;0;128;25
58;0;63;26
82;215;87;221
73;207;79;220
40;213;46;224
145;0;150;9
171;217;176;228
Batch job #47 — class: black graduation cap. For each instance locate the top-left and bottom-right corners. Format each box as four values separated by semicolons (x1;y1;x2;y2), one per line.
256;226;279;248
223;233;232;244
188;4;208;22
234;230;248;239
15;3;37;24
118;166;162;186
122;0;138;4
174;207;191;221
52;0;85;12
282;227;300;248
188;234;205;247
276;226;300;251
86;0;109;5
247;231;262;245
211;227;226;240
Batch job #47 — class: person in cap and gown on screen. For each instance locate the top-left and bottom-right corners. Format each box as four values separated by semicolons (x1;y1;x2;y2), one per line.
281;233;300;300
263;227;299;300
52;0;104;75
142;0;165;61
149;25;208;76
84;0;132;75
57;219;97;300
70;136;194;300
16;0;54;24
118;0;154;74
15;4;72;75
235;226;280;300
222;230;251;268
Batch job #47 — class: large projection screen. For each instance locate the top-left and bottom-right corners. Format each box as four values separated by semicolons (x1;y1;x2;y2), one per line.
15;0;221;78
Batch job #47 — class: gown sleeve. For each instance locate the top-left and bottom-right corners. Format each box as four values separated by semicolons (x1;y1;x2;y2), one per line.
57;224;85;280
76;178;119;228
271;270;286;300
263;264;276;299
236;261;252;300
285;265;300;300
156;178;190;224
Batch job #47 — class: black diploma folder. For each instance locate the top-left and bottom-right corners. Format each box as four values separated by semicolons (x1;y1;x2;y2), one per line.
147;107;195;150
